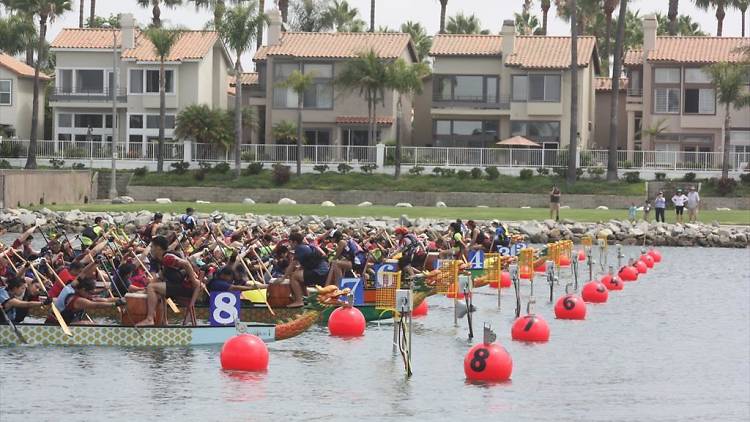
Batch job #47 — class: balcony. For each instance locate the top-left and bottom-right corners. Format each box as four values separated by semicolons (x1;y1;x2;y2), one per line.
50;86;128;103
432;95;511;110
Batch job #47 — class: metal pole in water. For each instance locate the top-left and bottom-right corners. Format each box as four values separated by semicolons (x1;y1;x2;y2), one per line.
546;260;555;303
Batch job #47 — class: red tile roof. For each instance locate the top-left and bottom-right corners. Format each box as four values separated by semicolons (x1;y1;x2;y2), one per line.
624;37;750;66
255;32;416;62
594;77;628;92
0;53;51;80
430;35;599;69
229;72;259;87
51;28;220;62
336;116;394;126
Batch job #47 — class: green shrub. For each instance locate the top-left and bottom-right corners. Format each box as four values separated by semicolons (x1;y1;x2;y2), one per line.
716;177;737;196
272;163;291;185
552;167;566;177
240;151;256;161
360;164;378;174
587;166;604;179
213;162;230;173
313;164;329;174
470;167;482;179
409;166;425;176
49;158;65;169
0;142;23;158
620;160;634;169
170;161;190;174
244;162;264;175
457;170;469;179
441;168;456;177
485;166;499;180
72;163;86;170
198;162;213;171
519;169;534;180
134;166;148;177
432;167;443;176
739;173;750;184
623;171;641;183
194;169;206;181
655;172;666;181
682;172;696;182
576;167;585;179
63;147;87;159
536;167;550;176
0;159;12;169
337;163;353;174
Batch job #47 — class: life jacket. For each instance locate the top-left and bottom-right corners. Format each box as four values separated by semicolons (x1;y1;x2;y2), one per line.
140;223;156;243
401;234;425;262
81;226;101;246
155;252;191;289
0;288;16;324
494;224;510;248
46;293;86;325
343;239;366;268
297;245;326;271
179;214;196;230
474;229;487;246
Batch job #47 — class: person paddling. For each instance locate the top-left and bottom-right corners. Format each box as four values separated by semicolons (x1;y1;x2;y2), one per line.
0;276;50;324
46;277;125;325
283;231;329;307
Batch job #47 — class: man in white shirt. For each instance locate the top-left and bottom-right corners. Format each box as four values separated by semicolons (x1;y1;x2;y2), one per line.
671;188;688;224
686;186;700;223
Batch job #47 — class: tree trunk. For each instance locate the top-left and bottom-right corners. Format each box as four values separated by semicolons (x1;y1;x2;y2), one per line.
279;0;289;23
439;1;447;34
296;91;303;176
235;59;243;178
369;0;375;32
395;96;402;179
79;0;85;28
604;11;613;76
668;0;678;36
742;10;746;37
157;59;166;173
567;0;578;185
716;4;725;36
722;105;731;180
153;4;161;27
366;93;373;145
257;0;265;49
25;47;34;66
26;15;47;169
542;6;549;35
90;0;96;25
607;0;628;182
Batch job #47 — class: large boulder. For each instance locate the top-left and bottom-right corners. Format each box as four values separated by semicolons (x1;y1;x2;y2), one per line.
196;200;211;204
321;201;336;207
19;213;36;227
395;202;413;208
242;198;256;205
435;201;447;208
358;201;373;207
155;198;172;204
112;196;135;204
278;198;297;205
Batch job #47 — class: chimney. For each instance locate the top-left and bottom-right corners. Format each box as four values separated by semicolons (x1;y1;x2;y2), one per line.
501;19;516;58
267;9;282;46
120;13;135;50
643;14;657;54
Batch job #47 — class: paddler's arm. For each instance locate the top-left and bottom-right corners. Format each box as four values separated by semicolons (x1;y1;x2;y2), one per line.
3;296;50;310
73;296;123;311
15;225;37;246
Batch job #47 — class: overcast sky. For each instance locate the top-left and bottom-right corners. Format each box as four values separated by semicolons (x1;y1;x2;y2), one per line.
38;0;747;68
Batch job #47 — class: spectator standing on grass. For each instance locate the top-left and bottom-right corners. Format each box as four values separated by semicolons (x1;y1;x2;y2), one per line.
672;188;688;224
549;185;561;222
686;186;700;223
654;192;666;223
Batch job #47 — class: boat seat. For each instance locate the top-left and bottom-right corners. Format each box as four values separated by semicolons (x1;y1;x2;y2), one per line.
172;297;197;326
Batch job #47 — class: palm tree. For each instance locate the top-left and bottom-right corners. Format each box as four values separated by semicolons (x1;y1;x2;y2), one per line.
607;0;627;181
706;62;750;179
89;0;95;24
387;59;429;179
693;0;734;36
136;0;182;28
321;0;360;32
144;27;182;173
277;70;313;176
219;2;265;177
337;50;389;146
555;0;601;34
638;118;668;146
737;0;748;37
401;21;432;62
13;0;72;169
446;12;489;34
603;0;619;76
288;0;326;32
278;0;288;23
515;10;540;35
78;0;83;27
668;0;679;35
272;120;297;144
567;0;578;185
0;13;36;55
541;0;551;35
438;0;447;34
656;13;707;35
369;0;374;32
256;0;264;48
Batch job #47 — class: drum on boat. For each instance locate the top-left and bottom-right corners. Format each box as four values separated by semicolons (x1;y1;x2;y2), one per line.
423;252;440;271
122;293;166;326
267;281;292;307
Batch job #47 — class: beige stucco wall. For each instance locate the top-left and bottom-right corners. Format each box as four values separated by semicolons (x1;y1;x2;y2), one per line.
0;67;45;139
0;170;91;208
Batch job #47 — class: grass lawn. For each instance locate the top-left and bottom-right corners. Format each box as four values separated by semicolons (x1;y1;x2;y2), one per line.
37;202;750;225
130;170;647;196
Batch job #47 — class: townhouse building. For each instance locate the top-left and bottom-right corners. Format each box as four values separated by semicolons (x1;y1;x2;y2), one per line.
623;14;750;161
49;13;232;157
0;53;50;139
252;10;418;146
413;20;600;150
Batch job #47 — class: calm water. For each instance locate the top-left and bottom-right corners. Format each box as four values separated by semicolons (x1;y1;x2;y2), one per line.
0;246;748;421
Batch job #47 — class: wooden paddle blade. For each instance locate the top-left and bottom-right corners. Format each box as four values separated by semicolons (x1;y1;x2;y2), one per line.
51;304;72;336
166;298;180;314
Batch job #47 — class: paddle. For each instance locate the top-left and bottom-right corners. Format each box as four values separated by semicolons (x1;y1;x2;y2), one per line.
237;253;275;316
130;251;181;314
0;303;26;344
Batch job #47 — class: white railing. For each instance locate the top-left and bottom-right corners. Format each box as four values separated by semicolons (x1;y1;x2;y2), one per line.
0;139;747;173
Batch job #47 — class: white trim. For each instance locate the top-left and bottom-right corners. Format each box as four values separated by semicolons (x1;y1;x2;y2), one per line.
50;48;113;53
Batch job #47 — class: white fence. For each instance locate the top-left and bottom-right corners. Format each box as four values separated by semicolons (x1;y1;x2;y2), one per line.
0;139;748;173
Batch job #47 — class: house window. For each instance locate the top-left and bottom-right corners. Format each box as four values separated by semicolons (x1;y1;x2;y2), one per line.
146;115;176;129
433;119;499;147
129;114;143;129
512;75;527;101
129;69;143;94
145;69;174;93
304;129;331;145
0;80;11;105
59;70;73;93
452;76;484;101
435;120;451;135
433;75;498;103
76;69;104;93
58;113;72;128
685;68;712;84
511;120;561;142
453;121;484;135
654;87;680;113
634;113;642;141
654;68;680;84
684;88;715;114
273;63;300;108
58;134;72;141
528;75;561;102
302;64;333;109
105;114;113;129
74;114;103;128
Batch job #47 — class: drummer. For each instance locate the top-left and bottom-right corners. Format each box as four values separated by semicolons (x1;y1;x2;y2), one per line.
135;236;201;326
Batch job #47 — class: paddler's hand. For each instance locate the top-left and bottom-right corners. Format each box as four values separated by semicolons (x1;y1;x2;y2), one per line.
114;298;127;307
42;296;53;305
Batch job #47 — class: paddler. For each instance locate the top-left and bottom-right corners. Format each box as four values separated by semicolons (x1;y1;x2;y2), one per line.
46;277;126;325
283;231;329;307
139;213;163;244
0;276;51;324
325;229;366;286
393;226;424;277
206;266;264;293
11;225;40;259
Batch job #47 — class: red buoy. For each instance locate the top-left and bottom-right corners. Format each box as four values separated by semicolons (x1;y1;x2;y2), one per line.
619;266;639;281
600;274;624;291
489;271;511;289
220;334;269;372
520;272;531;280
559;255;571;267
446;291;466;299
581;281;609;303
328;306;366;337
577;249;586;261
412;300;428;317
640;254;655;268
464;342;512;382
635;260;648;274
511;314;550;342
648;249;662;263
554;294;587;320
534;262;547;273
